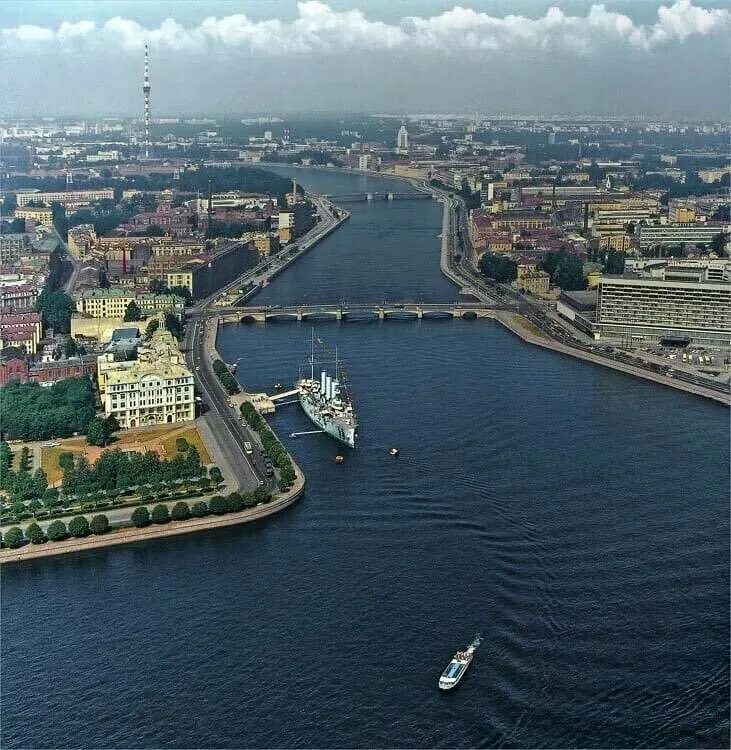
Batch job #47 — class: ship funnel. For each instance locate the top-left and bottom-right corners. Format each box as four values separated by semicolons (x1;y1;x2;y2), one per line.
325;376;332;400
320;370;327;394
331;379;339;399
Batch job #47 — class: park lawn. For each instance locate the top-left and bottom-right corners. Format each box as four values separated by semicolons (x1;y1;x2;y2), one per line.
160;426;211;464
41;423;212;486
41;442;88;485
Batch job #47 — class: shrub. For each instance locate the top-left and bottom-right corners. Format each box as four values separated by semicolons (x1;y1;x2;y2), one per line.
191;501;208;517
175;437;190;453
225;492;244;513
68;515;90;538
208;495;228;515
24;522;46;544
89;514;110;535
46;520;68;541
151;504;170;524
242;492;257;508
4;526;24;548
131;506;150;528
171;501;190;521
209;466;223;483
254;486;272;505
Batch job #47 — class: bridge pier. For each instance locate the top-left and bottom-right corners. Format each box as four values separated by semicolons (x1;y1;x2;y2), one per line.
377;308;385;320
416;308;423;319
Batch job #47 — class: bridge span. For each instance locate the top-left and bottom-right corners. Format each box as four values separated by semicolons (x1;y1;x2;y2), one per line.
323;192;432;202
213;302;511;324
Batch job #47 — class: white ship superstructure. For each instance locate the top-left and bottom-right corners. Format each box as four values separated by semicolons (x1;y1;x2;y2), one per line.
438;635;481;690
297;333;357;447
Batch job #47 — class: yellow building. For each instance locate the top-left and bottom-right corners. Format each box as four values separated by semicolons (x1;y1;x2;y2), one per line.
516;265;550;296
250;232;280;256
74;288;184;319
150;239;205;257
67;224;97;260
14;207;54;225
698;166;731;184
165;271;194;296
668;203;697;223
102;327;195;428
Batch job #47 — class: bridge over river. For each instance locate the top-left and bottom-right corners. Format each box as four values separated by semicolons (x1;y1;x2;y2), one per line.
323;192;433;202
212;301;512;324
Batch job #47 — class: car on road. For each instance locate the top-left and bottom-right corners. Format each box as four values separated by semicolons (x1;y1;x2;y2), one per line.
244;442;253;455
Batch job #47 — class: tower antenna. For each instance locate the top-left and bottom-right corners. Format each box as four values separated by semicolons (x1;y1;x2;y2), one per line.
142;43;151;159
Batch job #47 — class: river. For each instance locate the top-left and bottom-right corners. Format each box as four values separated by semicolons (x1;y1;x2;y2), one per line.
1;167;728;749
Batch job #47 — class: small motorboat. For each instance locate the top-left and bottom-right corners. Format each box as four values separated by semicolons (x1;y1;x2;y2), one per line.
335;454;345;464
389;447;400;456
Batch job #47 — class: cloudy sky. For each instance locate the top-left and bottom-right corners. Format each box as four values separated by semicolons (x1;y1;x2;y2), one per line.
1;1;729;118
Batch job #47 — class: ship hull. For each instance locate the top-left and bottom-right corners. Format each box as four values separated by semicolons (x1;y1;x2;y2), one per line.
299;391;356;447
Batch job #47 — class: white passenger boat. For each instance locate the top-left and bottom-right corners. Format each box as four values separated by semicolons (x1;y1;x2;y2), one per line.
438;635;481;690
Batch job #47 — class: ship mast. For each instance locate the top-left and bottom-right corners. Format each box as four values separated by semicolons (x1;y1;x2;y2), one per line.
310;328;315;380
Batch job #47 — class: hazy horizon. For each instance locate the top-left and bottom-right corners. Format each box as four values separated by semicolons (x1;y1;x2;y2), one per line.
1;1;729;119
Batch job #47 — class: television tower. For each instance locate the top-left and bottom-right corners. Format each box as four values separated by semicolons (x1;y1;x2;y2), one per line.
142;43;151;159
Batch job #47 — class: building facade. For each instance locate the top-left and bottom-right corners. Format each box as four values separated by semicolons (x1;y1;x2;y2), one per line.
596;275;731;345
102;328;195;428
74;288;185;319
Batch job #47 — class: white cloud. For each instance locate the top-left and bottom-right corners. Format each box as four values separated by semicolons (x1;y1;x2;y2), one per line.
1;1;728;55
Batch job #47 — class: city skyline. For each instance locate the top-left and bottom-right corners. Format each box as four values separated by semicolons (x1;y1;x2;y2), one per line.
1;0;729;118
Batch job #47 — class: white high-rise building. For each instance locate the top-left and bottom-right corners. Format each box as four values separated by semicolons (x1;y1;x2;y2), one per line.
397;124;409;152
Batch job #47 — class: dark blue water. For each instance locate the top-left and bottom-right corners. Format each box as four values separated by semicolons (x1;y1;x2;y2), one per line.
2;168;728;749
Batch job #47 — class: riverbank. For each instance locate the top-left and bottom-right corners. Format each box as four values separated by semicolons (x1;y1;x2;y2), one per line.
426;187;731;406
200;194;350;309
0;461;305;565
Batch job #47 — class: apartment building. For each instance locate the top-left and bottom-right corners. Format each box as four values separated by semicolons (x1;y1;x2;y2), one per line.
636;224;728;250
596;275;731;345
67;224;97;260
74;288;185;319
0;311;43;353
102;328;195;428
14;207;54;225
15;188;114;207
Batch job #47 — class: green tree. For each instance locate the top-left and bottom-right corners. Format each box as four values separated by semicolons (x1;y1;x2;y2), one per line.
144;318;160;340
479;252;517;282
46;520;68;541
151;504;170;524
131;506;150;527
24;521;45;544
36;289;75;334
209;495;228;515
86;416;111;447
253;486;271;504
604;251;625;275
64;337;78;358
175;437;190;453
553;254;586;291
68;515;90;537
51;201;68;240
123;300;142;322
191;501;208;517
209;466;223;483
171;501;190;521
225;492;244;512
710;232;728;255
89;514;110;534
4;526;24;548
